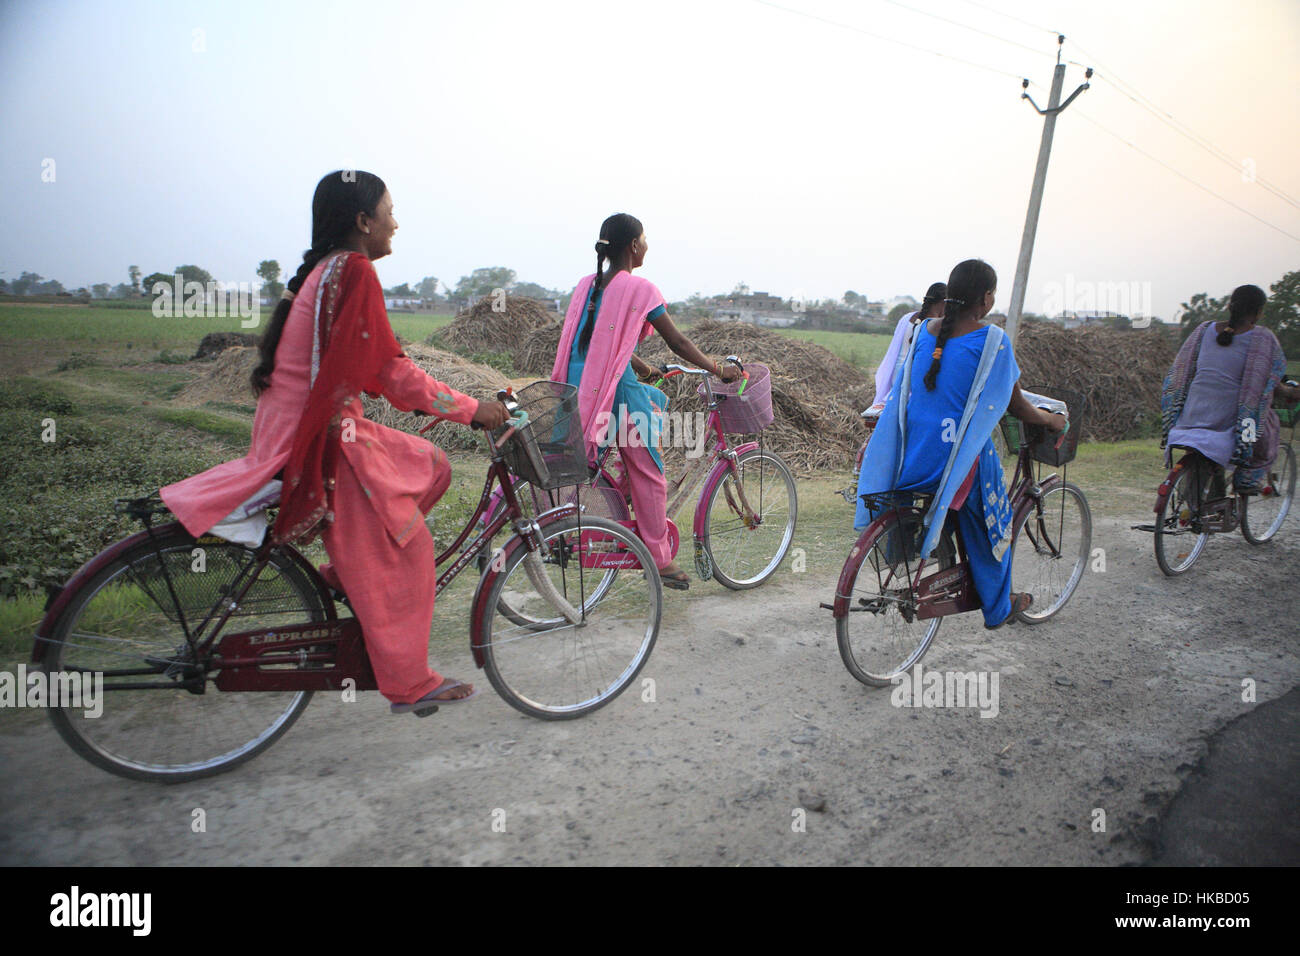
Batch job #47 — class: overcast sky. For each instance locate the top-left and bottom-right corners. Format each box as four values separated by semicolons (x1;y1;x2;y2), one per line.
2;0;1297;320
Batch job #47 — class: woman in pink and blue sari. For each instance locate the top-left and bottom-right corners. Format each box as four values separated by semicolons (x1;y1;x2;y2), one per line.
552;213;739;590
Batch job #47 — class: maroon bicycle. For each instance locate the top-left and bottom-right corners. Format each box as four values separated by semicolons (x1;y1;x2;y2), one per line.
32;382;662;782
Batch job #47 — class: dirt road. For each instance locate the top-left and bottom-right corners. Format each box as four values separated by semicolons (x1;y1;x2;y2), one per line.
1;511;1296;866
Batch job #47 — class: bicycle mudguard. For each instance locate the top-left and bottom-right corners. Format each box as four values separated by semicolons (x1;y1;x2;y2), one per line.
31;522;337;665
468;503;579;669
31;521;187;663
1152;458;1188;515
827;509;925;619
692;441;759;537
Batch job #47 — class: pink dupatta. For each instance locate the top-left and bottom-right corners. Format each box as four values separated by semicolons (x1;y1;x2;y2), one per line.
551;271;666;452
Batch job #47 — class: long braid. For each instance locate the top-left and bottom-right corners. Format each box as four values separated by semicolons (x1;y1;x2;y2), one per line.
922;262;995;391
1217;284;1266;346
250;170;387;394
577;213;642;356
922;302;961;391
577;245;607;356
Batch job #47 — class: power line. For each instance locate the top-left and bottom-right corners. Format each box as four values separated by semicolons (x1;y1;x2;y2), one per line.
954;0;1059;37
873;0;1056;60
747;0;1032;82
1067;41;1300;212
1073;109;1300;244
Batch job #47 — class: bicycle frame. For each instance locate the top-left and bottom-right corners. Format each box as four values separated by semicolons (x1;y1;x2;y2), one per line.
831;440;1065;623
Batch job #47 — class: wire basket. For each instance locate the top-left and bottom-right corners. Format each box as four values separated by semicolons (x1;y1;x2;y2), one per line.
700;362;774;434
1001;385;1085;466
495;381;588;490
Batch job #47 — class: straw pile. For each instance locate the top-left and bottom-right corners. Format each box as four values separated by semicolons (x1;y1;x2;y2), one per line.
175;346;260;407
1015;321;1177;441
436;295;562;355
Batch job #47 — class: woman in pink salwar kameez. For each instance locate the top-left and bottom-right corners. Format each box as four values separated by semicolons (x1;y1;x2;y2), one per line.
161;171;508;712
554;213;739;590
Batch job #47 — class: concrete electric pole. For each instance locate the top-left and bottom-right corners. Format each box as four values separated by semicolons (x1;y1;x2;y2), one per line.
1005;36;1091;346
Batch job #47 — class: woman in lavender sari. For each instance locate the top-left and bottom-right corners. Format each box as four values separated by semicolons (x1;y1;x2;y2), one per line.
1163;285;1298;492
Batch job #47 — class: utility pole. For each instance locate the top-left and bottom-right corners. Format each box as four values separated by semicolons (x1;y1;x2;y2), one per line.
1005;36;1091;346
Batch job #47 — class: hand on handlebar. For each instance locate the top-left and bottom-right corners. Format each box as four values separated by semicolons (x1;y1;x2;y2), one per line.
715;358;743;382
472;400;511;430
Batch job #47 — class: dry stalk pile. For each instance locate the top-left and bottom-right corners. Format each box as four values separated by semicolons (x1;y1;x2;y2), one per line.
1014;322;1176;441
436;296;562;356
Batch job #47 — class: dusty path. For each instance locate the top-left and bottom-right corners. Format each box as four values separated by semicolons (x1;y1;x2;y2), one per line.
1;511;1296;866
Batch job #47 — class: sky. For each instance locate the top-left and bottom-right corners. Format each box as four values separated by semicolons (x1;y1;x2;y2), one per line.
1;0;1297;321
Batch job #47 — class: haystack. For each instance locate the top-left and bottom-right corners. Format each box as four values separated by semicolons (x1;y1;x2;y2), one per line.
435;295;562;356
1015;322;1177;441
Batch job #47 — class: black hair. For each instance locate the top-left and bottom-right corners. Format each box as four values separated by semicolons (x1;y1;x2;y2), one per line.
923;259;996;391
577;213;643;356
250;170;388;394
920;281;947;319
1216;284;1266;346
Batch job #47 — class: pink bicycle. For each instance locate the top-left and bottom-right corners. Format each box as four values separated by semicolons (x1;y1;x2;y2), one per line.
478;357;798;593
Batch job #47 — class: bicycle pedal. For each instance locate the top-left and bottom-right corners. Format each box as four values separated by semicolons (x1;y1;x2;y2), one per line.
412;703;440;718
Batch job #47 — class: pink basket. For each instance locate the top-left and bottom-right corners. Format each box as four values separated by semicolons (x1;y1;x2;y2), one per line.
699;362;774;434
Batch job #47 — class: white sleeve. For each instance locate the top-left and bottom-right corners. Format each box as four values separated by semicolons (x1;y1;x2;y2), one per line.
872;313;915;405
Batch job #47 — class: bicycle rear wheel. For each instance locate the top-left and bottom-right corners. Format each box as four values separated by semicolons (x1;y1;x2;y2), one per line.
836;508;950;687
1154;464;1210;576
1011;481;1092;623
1241;444;1295;544
702;447;798;589
477;514;661;719
42;527;327;783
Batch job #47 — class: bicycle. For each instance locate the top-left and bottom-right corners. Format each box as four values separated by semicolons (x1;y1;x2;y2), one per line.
31;381;662;783
1136;382;1297;576
828;386;1092;686
477;356;798;592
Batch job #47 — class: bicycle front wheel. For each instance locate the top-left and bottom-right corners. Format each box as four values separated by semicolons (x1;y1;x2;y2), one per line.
836;509;948;687
478;514;661;719
1241;444;1295;544
42;526;327;783
1154;465;1210;576
1011;481;1092;623
702;447;798;589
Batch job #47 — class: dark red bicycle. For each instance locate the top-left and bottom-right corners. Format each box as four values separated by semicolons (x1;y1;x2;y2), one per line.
32;382;662;782
829;387;1092;686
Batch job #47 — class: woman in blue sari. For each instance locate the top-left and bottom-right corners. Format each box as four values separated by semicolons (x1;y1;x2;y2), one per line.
855;259;1066;628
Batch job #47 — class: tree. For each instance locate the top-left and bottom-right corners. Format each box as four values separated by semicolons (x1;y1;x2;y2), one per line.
12;271;42;295
886;302;911;323
453;267;516;299
416;276;439;300
92;283;110;298
1263;269;1300;355
111;283;134;298
512;281;560;300
173;264;213;287
257;259;283;300
1178;291;1228;341
142;272;172;294
0;279;8;294
843;290;863;308
387;282;415;297
33;277;64;295
129;265;141;295
730;281;750;296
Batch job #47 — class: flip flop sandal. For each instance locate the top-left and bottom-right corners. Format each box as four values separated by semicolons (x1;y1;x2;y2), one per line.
985;592;1032;631
659;569;691;591
390;679;480;716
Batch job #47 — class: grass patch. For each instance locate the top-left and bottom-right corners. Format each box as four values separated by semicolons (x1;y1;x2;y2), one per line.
152;408;251;445
389;313;455;343
0;591;45;668
773;328;893;371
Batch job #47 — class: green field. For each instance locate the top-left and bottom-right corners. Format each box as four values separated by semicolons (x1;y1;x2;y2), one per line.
773;328;893;372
